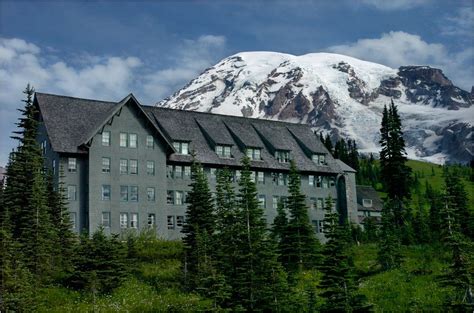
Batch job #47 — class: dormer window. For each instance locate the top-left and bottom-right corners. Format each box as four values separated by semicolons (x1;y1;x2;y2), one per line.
312;154;326;165
362;199;373;208
246;148;261;160
173;141;189;155
216;145;232;158
275;150;290;163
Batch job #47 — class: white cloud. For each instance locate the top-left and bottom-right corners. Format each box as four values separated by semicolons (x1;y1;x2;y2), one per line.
0;35;227;165
327;31;473;90
442;6;474;37
359;0;431;10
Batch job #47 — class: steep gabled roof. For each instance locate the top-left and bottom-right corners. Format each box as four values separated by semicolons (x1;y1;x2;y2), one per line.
356;185;383;212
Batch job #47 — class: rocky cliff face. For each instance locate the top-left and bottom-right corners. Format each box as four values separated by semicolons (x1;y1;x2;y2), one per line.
158;52;473;164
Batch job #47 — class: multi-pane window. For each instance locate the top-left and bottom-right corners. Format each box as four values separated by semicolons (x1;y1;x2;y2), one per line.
102;185;111;201
363;199;373;207
102;131;110;146
130;186;138;202
174;165;182;178
129;133;137;148
146;135;154;148
67;185;77;201
120;213;128;228
216;145;232;158
257;172;265;184
316;176;322;188
70;212;77;229
167;191;174;205
210;168;217;180
147;161;155;175
176;216;185;227
120;186;128;201
173;141;189;155
317;198;324;210
130;213;138;229
330;177;336;187
68;158;77;172
250;171;256;183
120;159;128;174
102;212;111;227
273;173;287;186
312;220;324;233
120;133;128;147
175;191;184;205
312;154;326;165
322;177;329;189
52;159;56;175
275;150;290;163
130;159;138;175
167;215;175;229
184;166;191;178
147;187;155;202
102;157;111;173
148;214;156;227
258;195;266;209
246;148;261;160
308;175;314;186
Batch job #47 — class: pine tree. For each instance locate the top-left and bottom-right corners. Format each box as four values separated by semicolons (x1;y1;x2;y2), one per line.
319;197;370;312
377;199;402;270
444;167;472;239
232;156;288;311
323;134;333;155
281;161;321;273
182;160;215;289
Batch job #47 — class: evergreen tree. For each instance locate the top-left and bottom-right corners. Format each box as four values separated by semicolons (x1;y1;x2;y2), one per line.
319;197;370;312
323;134;333;155
281;161;321;273
444;167;472;239
377;199;402;270
182;160;215;289
347;140;359;172
233;156;288;311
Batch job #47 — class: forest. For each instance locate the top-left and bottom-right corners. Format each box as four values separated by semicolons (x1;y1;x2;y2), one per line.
0;87;473;312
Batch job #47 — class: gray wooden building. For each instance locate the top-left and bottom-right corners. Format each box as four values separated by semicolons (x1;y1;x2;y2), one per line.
34;92;359;240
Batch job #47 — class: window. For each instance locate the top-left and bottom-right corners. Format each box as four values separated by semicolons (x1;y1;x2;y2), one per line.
250;171;256;183
167;165;173;178
258;195;266;209
184;166;191;178
176;216;185;227
146;135;154;148
210;168;217;180
173;141;189;155
147;161;155;175
322;177;329;189
167;215;175;229
130;213;138;229
167;191;174;205
52;159;56;175
68;158;77;172
147;187;155;202
129;133;137;148
120;159;128;174
363;199;373;208
310;198;317;210
235;170;241;182
175;191;183;205
273;196;279;210
275;150;290;163
312;220;324;233
316;176;322;188
130;159;138;175
312;154;326;165
130;186;138;202
216;145;232;158
102;185;111;201
67;185;77;201
102;212;111;227
102;131;110;146
276;173;286;186
102;157;110;173
330;177;335;187
308;175;314;186
317;198;324;210
120;132;128;147
174;165;183;178
148;214;156;227
120;186;129;201
120;213;128;229
70;212;77;229
257;172;265;184
246;148;261;160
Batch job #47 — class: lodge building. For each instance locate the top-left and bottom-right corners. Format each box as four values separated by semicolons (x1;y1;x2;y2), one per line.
34;92;359;240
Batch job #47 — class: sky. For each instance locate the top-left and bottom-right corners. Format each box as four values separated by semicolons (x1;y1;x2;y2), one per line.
0;0;472;165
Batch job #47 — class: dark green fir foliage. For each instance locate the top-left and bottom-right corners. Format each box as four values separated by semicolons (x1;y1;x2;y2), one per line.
319;197;370;312
438;199;474;310
182;159;215;289
68;229;128;294
377;199;402;270
443;167;472;239
282;161;321;273
233;156;288;312
379;100;412;225
425;182;443;241
272;199;290;267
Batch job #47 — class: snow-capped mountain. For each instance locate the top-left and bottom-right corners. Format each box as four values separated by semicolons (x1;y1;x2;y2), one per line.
158;52;473;164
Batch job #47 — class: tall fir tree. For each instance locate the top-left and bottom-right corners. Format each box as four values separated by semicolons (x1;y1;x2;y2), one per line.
323;134;333;155
319;197;370;312
279;161;320;273
377;199;402;270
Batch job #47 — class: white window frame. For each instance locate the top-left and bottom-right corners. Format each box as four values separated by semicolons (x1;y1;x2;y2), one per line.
120;213;128;229
184;166;191;178
102;157;111;173
148;213;156;227
120;185;128;202
130;159;138;175
67;185;77;201
120;159;128;174
309;175;314;186
174;165;182;178
147;187;155;202
363;199;373;208
175;191;183;205
129;133;138;148
275;150;290;163
176;216;185;227
147;161;155;176
102;131;110;146
102;212;111;228
130;186;138;202
167;215;175;229
120;132;128;147
146;135;154;148
258;195;266;209
102;185;111;201
68;158;77;173
70;212;77;229
130;213;138;229
257;171;264;183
